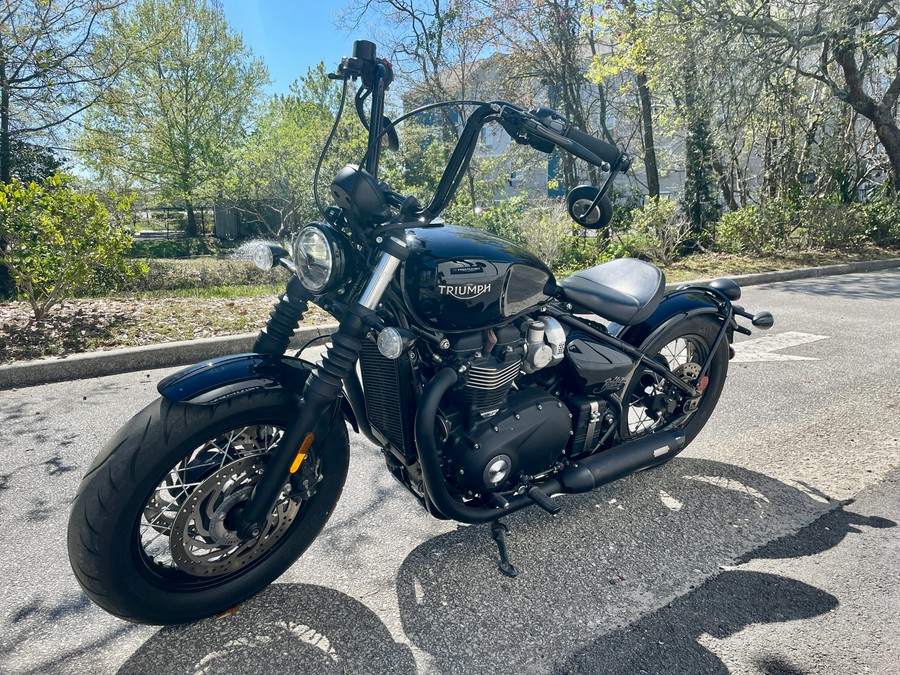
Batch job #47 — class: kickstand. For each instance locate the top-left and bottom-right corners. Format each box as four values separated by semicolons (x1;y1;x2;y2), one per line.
490;519;518;578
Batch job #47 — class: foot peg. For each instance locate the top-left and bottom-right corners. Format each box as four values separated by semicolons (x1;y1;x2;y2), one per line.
527;486;561;515
490;520;518;577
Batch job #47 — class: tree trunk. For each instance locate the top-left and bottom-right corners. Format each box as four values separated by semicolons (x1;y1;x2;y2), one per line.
185;193;199;237
872;113;900;193
0;55;14;298
636;71;660;198
712;158;739;211
833;44;900;193
1;55;10;184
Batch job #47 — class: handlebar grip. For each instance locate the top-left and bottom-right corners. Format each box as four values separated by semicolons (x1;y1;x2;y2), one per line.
563;125;623;167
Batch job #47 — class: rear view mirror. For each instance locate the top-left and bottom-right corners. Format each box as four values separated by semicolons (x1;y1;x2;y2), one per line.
566;185;613;229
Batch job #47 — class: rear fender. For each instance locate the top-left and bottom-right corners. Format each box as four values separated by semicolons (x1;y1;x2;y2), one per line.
611;290;726;348
157;353;359;431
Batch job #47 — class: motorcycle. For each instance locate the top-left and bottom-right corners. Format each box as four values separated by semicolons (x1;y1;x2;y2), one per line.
67;41;773;625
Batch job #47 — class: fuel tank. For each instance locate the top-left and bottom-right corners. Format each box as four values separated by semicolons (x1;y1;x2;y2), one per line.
402;225;556;332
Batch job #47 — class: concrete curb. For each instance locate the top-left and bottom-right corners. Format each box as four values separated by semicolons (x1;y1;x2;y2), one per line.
2;257;897;390
662;256;900;292
0;325;338;391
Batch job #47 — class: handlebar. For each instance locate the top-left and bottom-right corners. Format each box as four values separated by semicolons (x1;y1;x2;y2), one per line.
504;106;628;171
562;124;624;168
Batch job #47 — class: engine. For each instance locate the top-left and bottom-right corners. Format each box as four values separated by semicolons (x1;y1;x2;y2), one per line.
437;317;635;496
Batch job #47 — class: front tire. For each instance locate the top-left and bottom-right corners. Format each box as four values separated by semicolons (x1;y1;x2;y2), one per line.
67;389;349;625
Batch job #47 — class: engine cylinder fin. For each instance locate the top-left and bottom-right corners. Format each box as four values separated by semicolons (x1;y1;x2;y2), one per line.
466;361;521;390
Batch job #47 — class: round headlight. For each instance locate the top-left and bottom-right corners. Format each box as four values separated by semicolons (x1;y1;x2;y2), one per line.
293;225;336;293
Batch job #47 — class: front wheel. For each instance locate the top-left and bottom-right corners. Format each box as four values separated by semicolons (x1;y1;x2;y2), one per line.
67;389;349;625
620;315;729;445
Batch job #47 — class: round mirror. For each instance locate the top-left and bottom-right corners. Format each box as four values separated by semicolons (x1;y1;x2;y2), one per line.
566;185;613;230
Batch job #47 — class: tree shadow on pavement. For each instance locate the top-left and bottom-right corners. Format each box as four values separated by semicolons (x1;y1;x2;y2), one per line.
394;458;894;674
117;584;416;675
553;502;895;674
770;270;900;301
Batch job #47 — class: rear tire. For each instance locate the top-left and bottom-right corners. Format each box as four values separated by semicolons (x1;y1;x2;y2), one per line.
67;389;349;625
620;315;729;445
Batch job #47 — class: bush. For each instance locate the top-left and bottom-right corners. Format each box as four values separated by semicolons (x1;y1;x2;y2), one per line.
0;175;136;320
443;198;530;246
858;198;900;247
129;236;228;258
108;258;275;294
717;196;897;253
519;200;576;268
617;198;694;265
718;206;774;253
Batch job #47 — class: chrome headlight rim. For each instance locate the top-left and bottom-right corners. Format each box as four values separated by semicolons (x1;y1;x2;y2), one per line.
292;223;346;294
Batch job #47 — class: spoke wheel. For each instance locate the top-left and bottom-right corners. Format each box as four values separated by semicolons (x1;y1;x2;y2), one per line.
68;389;349;625
139;425;294;578
620;315;729;445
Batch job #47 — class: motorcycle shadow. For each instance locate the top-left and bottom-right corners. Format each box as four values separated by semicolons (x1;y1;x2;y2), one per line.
117;584;416;675
394;457;891;673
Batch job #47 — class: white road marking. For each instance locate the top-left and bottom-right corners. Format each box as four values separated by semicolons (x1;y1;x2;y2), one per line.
731;331;830;363
659;489;684;512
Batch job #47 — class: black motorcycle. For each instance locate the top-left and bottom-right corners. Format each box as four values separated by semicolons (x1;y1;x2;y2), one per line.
67;41;773;625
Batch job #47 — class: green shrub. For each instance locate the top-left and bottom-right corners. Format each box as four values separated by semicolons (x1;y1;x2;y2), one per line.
619;198;694;264
800;200;868;248
718;206;770;253
443;198;530;246
128;236;227;258
109;258;274;294
717;196;897;253
857;198;900;246
0;175;136;320
518;200;577;268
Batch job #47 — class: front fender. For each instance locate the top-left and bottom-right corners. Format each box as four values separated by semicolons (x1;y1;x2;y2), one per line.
611;290;725;348
157;353;359;431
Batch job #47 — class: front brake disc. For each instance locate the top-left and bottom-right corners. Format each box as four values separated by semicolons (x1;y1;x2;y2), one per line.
169;456;301;577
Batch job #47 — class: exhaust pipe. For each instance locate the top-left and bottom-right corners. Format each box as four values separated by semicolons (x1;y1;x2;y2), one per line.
555;429;685;494
415;368;686;522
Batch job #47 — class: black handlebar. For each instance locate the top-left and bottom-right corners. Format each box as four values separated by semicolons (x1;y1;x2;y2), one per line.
499;105;627;172
562;125;623;168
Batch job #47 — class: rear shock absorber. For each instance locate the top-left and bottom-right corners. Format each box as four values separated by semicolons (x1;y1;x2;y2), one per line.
253;275;314;356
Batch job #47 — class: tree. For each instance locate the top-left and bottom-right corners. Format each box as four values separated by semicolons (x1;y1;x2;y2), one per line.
710;0;900;191
8;139;63;183
223;64;367;238
342;0;509;210
589;0;665;197
79;0;268;235
0;0;124;183
0;174;133;320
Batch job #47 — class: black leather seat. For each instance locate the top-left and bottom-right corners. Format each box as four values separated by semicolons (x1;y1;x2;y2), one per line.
559;258;665;325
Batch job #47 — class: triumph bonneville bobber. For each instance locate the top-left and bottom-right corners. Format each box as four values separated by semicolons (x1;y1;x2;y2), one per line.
67;41;773;625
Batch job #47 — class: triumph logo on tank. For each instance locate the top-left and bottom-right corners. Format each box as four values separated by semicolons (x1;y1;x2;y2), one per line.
438;283;492;299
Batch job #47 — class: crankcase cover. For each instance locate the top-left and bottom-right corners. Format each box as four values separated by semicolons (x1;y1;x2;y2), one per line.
447;389;571;492
402;225;555;332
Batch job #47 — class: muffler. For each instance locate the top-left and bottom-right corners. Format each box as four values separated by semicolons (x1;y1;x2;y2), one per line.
556;429;685;494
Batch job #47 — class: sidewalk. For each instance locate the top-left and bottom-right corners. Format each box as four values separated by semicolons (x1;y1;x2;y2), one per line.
1;257;897;390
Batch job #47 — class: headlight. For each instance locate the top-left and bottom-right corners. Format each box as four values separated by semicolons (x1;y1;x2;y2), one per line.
292;224;346;293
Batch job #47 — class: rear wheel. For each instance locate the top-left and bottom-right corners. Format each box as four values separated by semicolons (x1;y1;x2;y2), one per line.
620;315;729;444
67;389;349;625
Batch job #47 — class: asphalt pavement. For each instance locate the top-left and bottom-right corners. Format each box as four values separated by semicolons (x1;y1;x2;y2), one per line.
0;269;898;674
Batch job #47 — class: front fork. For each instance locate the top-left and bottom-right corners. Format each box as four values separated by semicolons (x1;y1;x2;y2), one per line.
236;240;406;539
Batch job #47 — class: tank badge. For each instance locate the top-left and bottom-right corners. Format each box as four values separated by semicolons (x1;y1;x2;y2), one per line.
439;283;492;299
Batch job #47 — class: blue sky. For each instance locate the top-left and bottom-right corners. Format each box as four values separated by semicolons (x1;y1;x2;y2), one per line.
222;1;370;95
